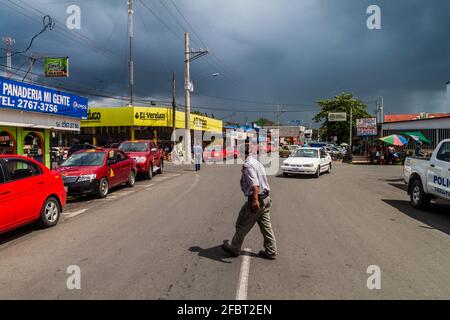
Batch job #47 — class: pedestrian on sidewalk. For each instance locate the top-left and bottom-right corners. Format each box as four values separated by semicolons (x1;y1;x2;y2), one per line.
193;142;203;171
222;138;277;260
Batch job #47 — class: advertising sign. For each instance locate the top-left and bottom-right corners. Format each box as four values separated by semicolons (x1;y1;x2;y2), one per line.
0;76;88;119
81;107;223;132
44;57;69;77
328;112;347;122
356;118;377;136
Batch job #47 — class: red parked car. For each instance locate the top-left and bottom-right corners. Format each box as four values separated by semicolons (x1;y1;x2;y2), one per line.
57;148;136;198
203;145;239;162
0;155;66;234
119;140;163;180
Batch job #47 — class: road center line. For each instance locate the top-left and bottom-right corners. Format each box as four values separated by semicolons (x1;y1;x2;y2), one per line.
236;248;252;300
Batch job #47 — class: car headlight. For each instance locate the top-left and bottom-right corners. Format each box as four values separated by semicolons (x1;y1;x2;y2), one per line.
283;162;289;166
134;157;147;163
303;164;314;167
78;174;97;182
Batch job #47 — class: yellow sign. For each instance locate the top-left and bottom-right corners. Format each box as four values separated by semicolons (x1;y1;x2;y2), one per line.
133;107;169;127
81;107;134;127
81;106;222;132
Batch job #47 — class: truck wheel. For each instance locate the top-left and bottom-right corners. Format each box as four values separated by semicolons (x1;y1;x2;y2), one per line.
98;177;109;198
410;179;430;209
126;171;136;187
157;160;163;174
145;164;153;180
315;166;320;178
39;197;60;228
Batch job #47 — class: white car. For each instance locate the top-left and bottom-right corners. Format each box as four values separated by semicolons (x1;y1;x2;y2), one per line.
281;147;332;178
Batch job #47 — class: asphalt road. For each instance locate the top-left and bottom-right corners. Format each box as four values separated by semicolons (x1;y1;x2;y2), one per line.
0;160;449;299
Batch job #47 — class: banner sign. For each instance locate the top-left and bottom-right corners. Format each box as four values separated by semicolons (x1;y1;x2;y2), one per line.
356;118;377;136
0;76;88;119
328;112;347;122
44;57;69;77
81;107;223;132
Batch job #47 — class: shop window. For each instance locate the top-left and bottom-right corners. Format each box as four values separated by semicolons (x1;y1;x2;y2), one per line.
3;158;42;181
23;132;44;164
0;131;16;155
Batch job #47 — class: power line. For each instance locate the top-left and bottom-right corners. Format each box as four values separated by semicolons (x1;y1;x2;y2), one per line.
0;63;171;104
195;93;318;108
3;0;120;59
138;0;183;42
0;15;54;59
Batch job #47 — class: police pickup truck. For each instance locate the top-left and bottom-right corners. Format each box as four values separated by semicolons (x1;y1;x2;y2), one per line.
403;139;450;209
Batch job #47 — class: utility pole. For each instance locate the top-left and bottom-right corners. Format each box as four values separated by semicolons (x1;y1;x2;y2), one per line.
172;72;176;139
379;96;384;137
127;0;134;106
349;105;353;154
276;104;286;131
184;32;208;163
3;37;14;79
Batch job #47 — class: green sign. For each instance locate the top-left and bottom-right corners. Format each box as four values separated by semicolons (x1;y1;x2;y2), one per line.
44;57;69;77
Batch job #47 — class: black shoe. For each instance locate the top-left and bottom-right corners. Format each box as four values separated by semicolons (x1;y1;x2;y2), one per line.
222;244;239;257
259;250;276;260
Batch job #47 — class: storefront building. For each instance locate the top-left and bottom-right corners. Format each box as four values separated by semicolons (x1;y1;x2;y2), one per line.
0;76;88;168
78;106;223;146
383;115;450;151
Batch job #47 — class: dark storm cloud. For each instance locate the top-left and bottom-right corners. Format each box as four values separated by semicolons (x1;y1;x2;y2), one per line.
1;0;449;124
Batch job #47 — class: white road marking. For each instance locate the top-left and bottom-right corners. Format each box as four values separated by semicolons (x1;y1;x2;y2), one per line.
63;209;88;218
236;248;252;300
145;183;154;190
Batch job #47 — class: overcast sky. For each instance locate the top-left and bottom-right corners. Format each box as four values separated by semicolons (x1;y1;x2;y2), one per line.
1;0;449;125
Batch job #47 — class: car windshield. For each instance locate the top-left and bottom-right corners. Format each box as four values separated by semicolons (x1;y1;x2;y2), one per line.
61;152;105;167
120;142;149;152
292;149;318;158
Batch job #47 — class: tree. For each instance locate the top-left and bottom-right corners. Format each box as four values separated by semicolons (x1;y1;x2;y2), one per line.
313;93;371;144
254;117;275;127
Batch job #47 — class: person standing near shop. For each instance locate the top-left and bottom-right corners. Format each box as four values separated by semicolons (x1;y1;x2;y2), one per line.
193;142;202;171
222;139;277;260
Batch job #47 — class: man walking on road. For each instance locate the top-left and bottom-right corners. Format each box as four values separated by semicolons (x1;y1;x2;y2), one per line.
222;139;277;260
193;142;202;171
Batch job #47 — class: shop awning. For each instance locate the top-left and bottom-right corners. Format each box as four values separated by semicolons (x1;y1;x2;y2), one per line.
378;134;408;146
402;131;432;144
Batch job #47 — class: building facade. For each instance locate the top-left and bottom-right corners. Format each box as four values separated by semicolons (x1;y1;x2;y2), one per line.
0;76;87;168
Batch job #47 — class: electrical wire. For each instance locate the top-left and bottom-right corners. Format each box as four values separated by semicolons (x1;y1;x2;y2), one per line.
0;15;54;59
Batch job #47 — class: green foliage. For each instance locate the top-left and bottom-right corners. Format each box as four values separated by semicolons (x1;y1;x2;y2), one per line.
313;93;372;143
254;117;275;127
